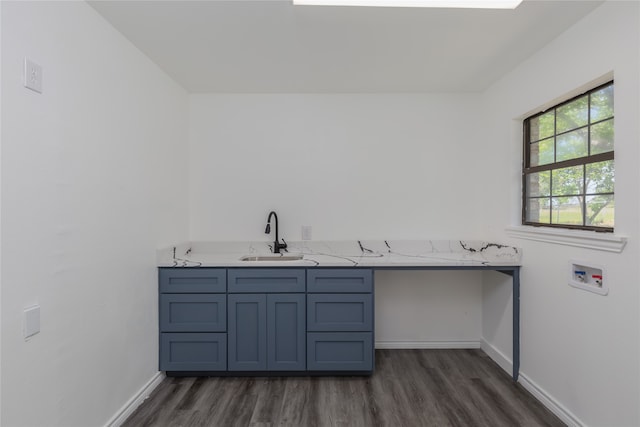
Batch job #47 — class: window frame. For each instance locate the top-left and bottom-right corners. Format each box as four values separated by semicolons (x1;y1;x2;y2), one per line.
522;81;614;232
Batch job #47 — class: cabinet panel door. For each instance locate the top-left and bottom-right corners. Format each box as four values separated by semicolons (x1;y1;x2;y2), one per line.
160;268;227;293
307;269;373;293
160;294;226;332
228;269;305;293
307;294;373;332
307;332;373;372
160;333;227;371
228;294;267;371
267;294;305;371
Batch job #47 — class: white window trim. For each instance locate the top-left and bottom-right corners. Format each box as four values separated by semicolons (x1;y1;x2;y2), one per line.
505;225;627;253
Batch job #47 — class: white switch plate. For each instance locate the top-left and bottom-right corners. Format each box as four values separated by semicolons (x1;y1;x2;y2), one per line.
24;58;43;93
301;225;312;240
24;305;41;340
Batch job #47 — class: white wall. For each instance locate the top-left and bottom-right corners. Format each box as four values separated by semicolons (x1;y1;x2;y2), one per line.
481;2;640;426
1;2;189;426
189;93;487;346
189;93;486;241
0;2;3;423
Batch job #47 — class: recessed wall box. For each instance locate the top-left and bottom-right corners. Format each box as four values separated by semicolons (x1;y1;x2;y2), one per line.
569;261;607;295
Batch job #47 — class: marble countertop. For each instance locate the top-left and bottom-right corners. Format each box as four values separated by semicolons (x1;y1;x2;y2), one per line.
157;240;521;268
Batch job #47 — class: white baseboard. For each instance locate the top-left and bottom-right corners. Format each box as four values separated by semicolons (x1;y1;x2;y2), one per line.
104;371;165;427
480;338;513;375
519;374;584;427
480;339;584;427
376;340;481;349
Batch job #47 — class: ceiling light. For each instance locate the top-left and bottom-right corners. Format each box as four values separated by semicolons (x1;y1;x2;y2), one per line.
293;0;523;9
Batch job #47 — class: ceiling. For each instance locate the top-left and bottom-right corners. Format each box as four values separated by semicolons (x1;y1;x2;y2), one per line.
89;0;603;93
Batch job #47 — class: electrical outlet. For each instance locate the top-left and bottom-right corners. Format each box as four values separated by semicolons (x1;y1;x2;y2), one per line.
301;226;312;240
24;58;43;93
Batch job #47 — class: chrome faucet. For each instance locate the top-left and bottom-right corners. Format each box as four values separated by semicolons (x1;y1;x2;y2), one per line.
265;211;287;254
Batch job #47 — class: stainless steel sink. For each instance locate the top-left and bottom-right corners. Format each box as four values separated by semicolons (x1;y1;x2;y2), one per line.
239;254;304;261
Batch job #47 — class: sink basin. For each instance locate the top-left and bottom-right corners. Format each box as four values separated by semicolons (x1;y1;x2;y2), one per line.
239;254;304;262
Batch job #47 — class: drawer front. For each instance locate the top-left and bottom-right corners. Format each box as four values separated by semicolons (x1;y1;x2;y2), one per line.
228;269;305;293
160;333;227;371
160;294;226;332
159;268;227;293
307;332;373;371
307;269;373;293
307;294;373;332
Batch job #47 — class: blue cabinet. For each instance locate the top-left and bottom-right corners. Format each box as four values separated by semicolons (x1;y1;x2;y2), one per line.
227;269;306;372
306;269;374;372
159;267;373;375
159;268;227;372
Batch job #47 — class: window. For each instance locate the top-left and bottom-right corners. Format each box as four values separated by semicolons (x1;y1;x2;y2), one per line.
523;82;614;231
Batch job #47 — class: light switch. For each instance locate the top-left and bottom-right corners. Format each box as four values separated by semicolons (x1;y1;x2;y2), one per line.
24;305;41;339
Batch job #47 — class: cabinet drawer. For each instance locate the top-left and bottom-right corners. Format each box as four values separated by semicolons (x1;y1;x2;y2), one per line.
307;332;373;371
307;269;372;293
160;333;227;371
159;268;226;293
160;294;226;332
228;269;305;293
307;294;373;332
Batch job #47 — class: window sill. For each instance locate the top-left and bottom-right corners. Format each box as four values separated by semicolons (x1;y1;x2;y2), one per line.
505;226;627;253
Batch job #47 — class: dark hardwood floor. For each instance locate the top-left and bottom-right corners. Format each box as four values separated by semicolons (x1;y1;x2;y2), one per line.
122;349;565;427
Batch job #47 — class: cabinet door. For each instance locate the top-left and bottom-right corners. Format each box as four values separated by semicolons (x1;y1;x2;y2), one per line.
160;333;227;371
160;294;226;332
267;294;305;371
307;332;373;372
307;294;373;332
228;294;267;371
159;268;227;293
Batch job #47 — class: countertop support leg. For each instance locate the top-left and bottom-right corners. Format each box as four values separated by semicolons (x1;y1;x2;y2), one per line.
512;267;520;382
497;267;521;382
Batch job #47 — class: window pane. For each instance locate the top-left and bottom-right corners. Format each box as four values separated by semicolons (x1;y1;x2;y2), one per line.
551;196;583;225
523;82;614;231
529;111;554;142
526;198;550;223
556;128;587;162
586;195;614;227
530;137;554;166
590;119;614;155
590;85;614;122
586;160;614;194
552;165;583;196
526;171;551;197
556;96;588;133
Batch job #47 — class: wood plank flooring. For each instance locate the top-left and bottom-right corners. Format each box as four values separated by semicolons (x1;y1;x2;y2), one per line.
122;349;565;427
